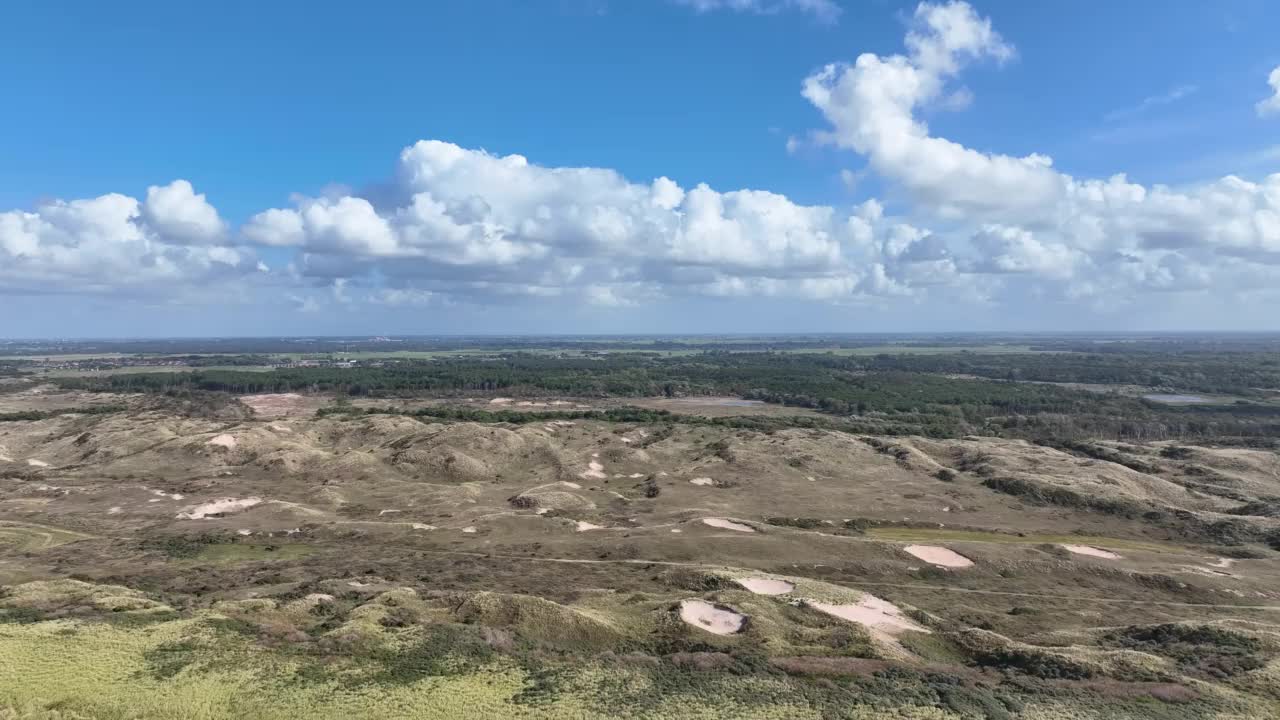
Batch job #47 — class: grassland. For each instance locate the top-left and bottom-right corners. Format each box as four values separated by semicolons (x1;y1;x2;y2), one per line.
0;522;95;551
863;527;1193;554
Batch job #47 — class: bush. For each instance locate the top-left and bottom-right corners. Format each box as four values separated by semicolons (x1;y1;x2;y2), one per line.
1103;624;1267;680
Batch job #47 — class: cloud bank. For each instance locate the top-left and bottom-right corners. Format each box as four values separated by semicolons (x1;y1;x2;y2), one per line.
3;1;1278;324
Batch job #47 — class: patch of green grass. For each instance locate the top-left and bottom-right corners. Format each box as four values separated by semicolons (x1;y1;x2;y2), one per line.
0;522;95;551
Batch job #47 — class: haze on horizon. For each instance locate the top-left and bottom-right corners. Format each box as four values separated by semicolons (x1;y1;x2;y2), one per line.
2;1;1279;338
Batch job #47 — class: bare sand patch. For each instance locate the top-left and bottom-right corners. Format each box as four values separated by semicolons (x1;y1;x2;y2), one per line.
461;526;478;533
807;595;929;637
904;545;973;568
107;506;123;515
575;521;604;532
1062;544;1121;560
26;459;50;468
176;497;262;520
560;481;583;490
488;398;513;405
206;434;237;449
0;454;12;462
679;599;745;635
580;461;606;480
702;518;754;533
1210;558;1236;569
411;523;436;531
239;393;305;417
150;489;184;501
736;578;794;595
690;477;715;486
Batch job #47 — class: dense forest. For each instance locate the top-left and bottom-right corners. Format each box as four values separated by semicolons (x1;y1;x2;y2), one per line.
864;352;1280;396
52;351;1280;444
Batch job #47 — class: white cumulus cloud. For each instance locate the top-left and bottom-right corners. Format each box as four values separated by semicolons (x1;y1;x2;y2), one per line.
1259;66;1280;117
241;140;933;305
801;0;1280;307
0;186;259;297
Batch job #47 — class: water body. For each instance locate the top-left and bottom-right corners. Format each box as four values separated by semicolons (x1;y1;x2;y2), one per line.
1143;394;1210;404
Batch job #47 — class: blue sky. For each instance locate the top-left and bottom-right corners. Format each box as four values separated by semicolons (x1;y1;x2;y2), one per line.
2;0;1279;337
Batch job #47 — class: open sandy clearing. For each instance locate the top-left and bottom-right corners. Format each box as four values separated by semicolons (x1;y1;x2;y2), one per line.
25;459;50;467
238;393;306;416
580;461;606;480
1211;558;1237;569
1062;544;1121;560
206;434;237;449
575;521;604;532
702;518;754;533
176;497;262;520
0;454;12;462
806;595;929;636
679;599;746;635
690;477;715;486
904;545;973;568
736;578;794;595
